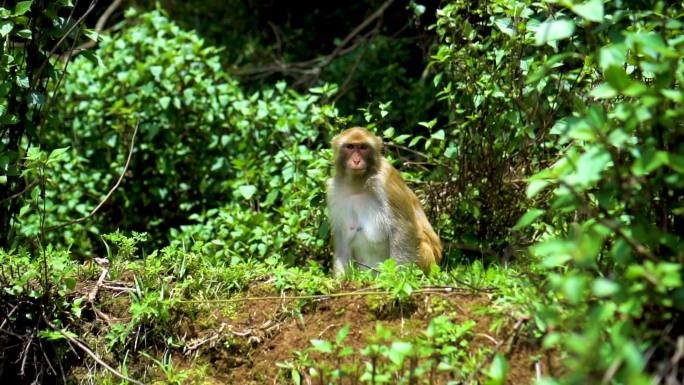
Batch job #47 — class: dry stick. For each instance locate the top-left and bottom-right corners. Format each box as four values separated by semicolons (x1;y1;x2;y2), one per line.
322;0;394;67
0;305;18;330
47;121;138;231
86;267;109;304
43;317;145;385
178;286;473;304
464;317;528;384
233;0;394;77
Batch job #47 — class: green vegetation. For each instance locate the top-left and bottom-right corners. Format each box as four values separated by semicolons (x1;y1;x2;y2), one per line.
1;0;682;384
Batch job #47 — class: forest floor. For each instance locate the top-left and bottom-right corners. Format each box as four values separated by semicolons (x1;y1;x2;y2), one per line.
73;269;551;384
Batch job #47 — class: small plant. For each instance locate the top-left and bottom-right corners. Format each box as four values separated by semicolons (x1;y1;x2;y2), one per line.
284;316;479;384
365;260;423;319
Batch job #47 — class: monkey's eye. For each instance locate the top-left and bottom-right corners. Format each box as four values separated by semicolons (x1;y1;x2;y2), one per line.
358;143;369;150
344;143;355;150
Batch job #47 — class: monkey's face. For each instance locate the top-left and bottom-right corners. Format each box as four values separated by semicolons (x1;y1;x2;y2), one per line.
342;142;372;175
332;127;382;178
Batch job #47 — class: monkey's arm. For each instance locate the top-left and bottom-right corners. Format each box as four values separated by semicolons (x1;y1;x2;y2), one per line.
381;164;420;265
332;226;352;276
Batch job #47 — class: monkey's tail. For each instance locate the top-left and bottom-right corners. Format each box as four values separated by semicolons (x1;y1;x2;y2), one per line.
418;229;442;273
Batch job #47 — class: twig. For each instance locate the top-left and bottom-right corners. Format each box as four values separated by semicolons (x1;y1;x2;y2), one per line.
32;0;99;87
178;286;476;304
0;179;39;204
353;260;380;273
61;0;124;60
86;267;109;304
43;317;145;385
317;323;340;338
384;142;429;159
185;323;226;352
0;305;18;330
557;180;656;261
47;121;138;231
101;284;134;293
601;357;622;384
19;333;33;376
322;0;395;68
464;317;528;384
446;242;497;257
535;361;543;381
232;0;394;79
475;333;499;345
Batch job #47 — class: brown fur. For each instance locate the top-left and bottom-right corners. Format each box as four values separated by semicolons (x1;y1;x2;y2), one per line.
328;127;442;273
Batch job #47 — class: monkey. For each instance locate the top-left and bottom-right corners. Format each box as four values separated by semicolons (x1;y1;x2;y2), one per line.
326;126;442;276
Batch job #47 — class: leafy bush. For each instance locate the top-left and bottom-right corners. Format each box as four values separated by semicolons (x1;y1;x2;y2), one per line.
17;9;340;262
453;1;684;383
0;1;95;247
429;0;591;255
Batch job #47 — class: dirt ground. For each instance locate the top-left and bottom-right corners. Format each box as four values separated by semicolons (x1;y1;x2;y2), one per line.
170;284;548;384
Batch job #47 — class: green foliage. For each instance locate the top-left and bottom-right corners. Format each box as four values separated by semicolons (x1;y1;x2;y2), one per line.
429;0;596;254
496;1;684;384
19;9;341;262
0;0;96;246
284;317;480;384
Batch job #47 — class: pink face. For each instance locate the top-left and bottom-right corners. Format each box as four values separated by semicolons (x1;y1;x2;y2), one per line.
343;142;372;174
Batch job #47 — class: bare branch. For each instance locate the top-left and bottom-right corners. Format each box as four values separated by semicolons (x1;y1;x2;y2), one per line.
48;121;138;231
61;0;124;61
0;179;39;204
231;0;395;80
43;317;145;385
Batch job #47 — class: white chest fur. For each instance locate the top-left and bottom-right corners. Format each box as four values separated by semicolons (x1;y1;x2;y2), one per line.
329;188;391;268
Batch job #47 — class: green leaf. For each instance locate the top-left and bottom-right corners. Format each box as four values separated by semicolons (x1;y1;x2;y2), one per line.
388;341;413;365
64;277;77;290
589;83;617;99
534;19;575;46
310;339;333;354
565;146;612;188
83;28;99;42
159;96;171;109
592;278;619;297
570;0;604;22
150;66;163;78
0;21;12;38
16;29;31;39
599;43;627;70
604;66;632;92
494;18;516;37
431;129;445;140
47;147;70;164
14;1;33;16
418;118;437;129
335;325;350;345
238;185;257;199
485;354;509;385
80;50;104;67
526;179;550;198
631;150;667;176
383;126;395;138
512;208;545;230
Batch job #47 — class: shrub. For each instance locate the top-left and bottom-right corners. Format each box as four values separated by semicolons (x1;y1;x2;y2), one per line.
18;9;341;262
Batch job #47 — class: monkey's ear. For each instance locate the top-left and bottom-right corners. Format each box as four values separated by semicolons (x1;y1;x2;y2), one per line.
374;135;383;153
331;133;341;149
